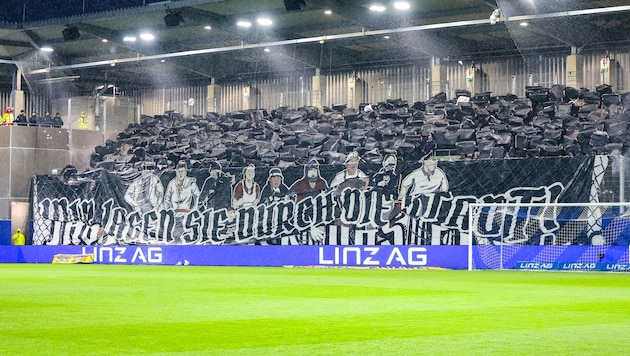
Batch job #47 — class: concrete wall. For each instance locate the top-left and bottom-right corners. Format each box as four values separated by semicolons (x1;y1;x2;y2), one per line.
0;126;103;240
102;96;136;142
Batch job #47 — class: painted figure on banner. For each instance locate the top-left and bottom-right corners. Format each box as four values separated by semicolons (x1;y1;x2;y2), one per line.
289;159;329;244
370;153;402;223
329;151;369;190
232;164;260;209
398;158;451;245
398;158;449;198
163;160;200;242
260;167;290;205
198;161;235;211
124;163;164;214
370;154;401;200
289;159;328;203
164;160;200;212
328;151;370;245
255;167;291;245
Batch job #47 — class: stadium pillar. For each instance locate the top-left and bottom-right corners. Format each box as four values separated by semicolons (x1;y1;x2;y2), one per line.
600;57;617;88
242;85;259;110
431;57;447;96
312;74;325;110
207;84;221;113
347;76;363;109
11;68;24;113
466;67;482;96
566;53;584;89
11;90;24;114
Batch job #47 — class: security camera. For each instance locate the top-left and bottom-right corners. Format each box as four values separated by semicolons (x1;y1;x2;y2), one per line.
489;9;500;25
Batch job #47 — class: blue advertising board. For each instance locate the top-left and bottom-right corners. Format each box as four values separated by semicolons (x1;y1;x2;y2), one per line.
0;245;468;268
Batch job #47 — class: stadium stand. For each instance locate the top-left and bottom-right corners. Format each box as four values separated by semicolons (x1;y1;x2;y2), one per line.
89;84;630;172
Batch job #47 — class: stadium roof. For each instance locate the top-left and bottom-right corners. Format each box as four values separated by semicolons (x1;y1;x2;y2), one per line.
0;0;628;94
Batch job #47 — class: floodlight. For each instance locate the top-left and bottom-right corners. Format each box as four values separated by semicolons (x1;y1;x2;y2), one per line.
370;5;386;12
257;18;273;26
139;33;155;41
393;2;410;10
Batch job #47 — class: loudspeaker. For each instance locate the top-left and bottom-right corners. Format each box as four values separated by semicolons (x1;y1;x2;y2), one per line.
164;12;183;27
284;0;306;11
62;27;80;41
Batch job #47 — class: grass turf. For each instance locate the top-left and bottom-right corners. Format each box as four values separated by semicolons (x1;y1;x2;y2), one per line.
1;264;629;355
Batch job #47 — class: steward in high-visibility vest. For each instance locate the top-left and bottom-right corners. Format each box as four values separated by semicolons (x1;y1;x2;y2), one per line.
3;107;14;125
12;228;25;245
78;111;88;130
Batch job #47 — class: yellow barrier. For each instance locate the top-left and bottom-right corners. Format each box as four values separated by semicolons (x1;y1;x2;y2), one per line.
52;254;95;264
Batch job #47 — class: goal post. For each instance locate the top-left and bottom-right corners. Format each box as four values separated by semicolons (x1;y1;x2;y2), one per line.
468;202;630;271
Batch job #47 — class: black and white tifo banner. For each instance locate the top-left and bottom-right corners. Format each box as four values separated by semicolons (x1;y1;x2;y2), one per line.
32;156;600;246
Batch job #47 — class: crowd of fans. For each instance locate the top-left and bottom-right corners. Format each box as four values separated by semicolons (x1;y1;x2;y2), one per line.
2;107;64;127
89;84;630;172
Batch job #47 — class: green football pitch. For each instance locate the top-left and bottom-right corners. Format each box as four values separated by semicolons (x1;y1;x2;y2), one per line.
1;264;629;355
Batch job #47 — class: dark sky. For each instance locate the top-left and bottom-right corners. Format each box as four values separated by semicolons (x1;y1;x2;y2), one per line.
2;0;167;22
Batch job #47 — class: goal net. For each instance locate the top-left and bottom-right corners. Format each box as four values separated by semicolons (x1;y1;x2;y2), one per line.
468;202;630;271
